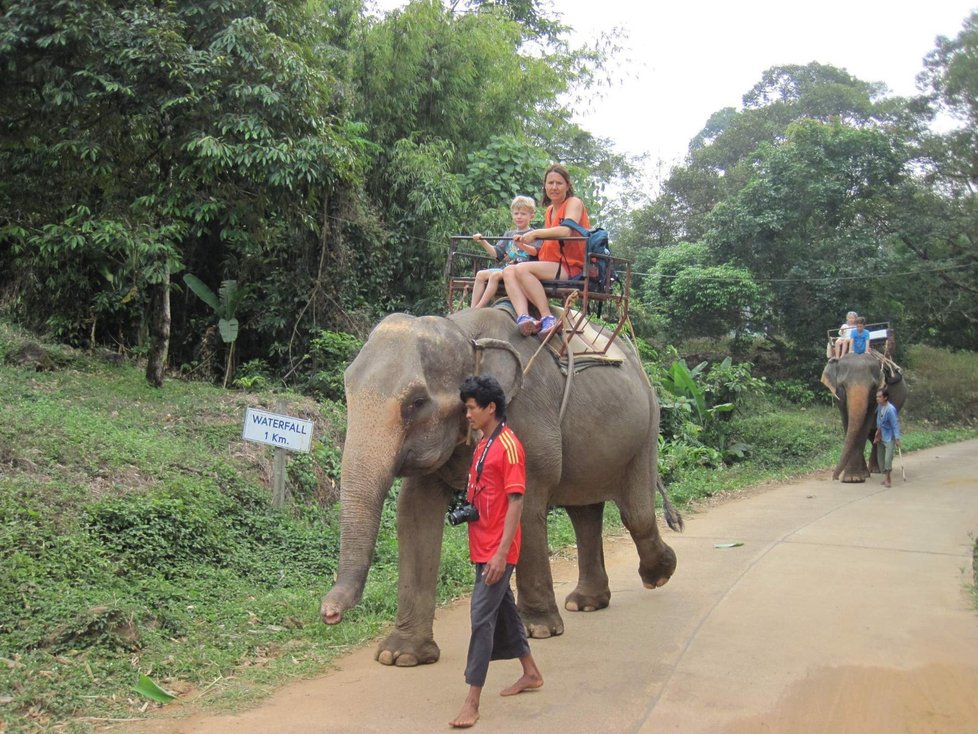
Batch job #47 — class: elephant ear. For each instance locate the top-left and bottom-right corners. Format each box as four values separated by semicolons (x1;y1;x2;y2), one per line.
471;338;524;406
821;360;838;392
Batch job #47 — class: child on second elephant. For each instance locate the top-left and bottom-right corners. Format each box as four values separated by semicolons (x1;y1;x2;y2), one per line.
849;317;871;355
470;196;537;309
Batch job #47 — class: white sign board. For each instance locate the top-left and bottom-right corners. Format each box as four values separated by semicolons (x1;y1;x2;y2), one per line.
242;407;314;453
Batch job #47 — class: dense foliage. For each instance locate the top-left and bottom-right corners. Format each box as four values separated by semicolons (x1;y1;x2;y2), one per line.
3;3;974;386
623;17;978;375
0;0;631;387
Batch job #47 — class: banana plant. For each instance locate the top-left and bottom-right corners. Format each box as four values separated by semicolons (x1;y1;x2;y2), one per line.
183;274;250;388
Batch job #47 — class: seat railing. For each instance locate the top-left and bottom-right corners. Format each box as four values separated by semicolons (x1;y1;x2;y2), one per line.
446;235;632;357
826;321;894;355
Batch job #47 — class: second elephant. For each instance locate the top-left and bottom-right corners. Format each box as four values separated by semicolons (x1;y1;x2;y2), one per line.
822;352;907;482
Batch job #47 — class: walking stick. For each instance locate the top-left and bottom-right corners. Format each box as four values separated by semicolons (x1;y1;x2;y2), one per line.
897;445;906;481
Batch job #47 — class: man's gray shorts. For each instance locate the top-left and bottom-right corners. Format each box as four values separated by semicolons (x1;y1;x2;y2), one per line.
464;563;530;687
877;439;895;472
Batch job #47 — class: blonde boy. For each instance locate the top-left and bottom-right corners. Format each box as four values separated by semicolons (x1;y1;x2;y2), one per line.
470;196;537;309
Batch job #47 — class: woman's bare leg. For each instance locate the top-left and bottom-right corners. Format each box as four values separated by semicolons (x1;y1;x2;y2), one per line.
502;265;529;315
515;269;555;320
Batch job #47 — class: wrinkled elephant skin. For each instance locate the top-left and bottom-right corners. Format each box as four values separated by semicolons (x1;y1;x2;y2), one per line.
320;308;677;666
822;353;907;483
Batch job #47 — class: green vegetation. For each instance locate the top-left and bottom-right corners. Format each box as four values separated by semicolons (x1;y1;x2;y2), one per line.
2;0;977;728
1;321;976;732
3;3;975;389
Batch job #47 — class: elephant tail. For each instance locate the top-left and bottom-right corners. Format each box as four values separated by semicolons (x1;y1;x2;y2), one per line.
657;475;684;532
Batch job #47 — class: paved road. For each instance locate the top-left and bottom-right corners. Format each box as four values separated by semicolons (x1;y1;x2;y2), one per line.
135;440;978;733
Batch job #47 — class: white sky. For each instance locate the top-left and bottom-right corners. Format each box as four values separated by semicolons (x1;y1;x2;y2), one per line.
370;0;976;180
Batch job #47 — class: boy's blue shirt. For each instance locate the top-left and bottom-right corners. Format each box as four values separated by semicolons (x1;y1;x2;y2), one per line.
851;329;870;354
498;228;532;263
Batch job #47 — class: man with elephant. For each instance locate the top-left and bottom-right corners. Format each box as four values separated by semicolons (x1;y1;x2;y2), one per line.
821;351;907;482
450;375;543;728
319;307;679;669
874;387;902;488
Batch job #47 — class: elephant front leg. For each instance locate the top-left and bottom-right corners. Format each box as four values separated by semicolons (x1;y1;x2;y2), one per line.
515;504;564;638
563;503;611;612
842;444;871;482
376;479;451;667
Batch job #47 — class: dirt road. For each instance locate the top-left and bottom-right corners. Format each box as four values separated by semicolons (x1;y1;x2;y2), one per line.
134;440;978;733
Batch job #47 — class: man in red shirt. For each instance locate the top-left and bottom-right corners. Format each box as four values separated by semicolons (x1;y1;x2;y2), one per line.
450;375;543;728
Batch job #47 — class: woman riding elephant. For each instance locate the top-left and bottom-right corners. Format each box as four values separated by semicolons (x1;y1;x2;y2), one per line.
320;307;679;667
503;164;590;338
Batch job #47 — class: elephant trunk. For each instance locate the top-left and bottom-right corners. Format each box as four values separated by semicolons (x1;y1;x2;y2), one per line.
320;424;400;625
833;387;871;481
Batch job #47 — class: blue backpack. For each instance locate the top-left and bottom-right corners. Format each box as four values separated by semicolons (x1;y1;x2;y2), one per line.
560;219;612;292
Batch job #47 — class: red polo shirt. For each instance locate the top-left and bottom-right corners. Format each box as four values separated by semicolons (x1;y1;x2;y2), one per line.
466;424;526;564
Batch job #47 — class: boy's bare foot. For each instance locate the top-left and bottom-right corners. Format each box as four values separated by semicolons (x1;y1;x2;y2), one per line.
500;672;543;697
449;703;479;728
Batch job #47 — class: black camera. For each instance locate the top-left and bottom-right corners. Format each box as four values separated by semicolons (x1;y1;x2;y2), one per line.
447;499;480;526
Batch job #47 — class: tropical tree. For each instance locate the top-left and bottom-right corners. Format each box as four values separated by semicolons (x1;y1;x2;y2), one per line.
0;0;367;384
183;275;250;388
637;242;764;340
702;119;911;366
633;63;896;249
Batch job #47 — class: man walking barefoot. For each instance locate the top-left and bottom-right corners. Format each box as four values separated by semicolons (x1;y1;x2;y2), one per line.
874;387;902;488
450;375;543;728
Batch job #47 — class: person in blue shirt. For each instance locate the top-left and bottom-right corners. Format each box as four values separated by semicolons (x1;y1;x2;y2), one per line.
874;387;902;487
849;317;871;355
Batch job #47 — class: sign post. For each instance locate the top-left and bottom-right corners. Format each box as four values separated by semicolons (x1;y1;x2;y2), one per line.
242;406;314;508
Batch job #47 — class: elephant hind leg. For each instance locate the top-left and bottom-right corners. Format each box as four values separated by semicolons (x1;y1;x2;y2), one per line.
616;475;677;589
563;503;611;612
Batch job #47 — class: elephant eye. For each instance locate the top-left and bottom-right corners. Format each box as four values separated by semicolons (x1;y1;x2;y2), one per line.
402;395;430;420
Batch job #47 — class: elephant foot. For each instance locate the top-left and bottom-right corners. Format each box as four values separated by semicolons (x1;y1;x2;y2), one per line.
564;587;611;612
639;544;677;590
375;630;440;667
520;609;564;639
841;473;868;483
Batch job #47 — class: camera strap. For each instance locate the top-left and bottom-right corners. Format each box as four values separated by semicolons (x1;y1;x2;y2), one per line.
472;421;506;490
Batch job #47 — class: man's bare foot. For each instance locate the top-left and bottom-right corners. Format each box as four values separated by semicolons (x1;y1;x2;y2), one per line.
449;702;479;728
500;672;543;697
882;480;891;488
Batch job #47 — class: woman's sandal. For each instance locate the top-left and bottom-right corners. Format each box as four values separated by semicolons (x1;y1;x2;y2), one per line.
516;313;539;336
538;314;558;337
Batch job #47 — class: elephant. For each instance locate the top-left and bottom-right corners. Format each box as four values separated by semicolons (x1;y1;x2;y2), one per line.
821;352;907;482
319;307;679;667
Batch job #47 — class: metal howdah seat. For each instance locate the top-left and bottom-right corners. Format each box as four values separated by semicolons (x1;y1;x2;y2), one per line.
446;235;633;357
825;321;895;356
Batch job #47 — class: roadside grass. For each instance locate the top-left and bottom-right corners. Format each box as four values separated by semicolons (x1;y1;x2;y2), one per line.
1;324;976;732
903;344;978;425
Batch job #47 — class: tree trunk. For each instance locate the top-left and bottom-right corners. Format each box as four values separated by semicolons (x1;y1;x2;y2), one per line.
145;257;171;388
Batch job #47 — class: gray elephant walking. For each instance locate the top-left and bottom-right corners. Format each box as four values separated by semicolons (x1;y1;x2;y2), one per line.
822;352;908;482
320;307;678;666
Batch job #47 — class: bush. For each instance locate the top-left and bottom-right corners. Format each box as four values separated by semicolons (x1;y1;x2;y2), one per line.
903;345;978;425
305;330;363;400
727;407;838;469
